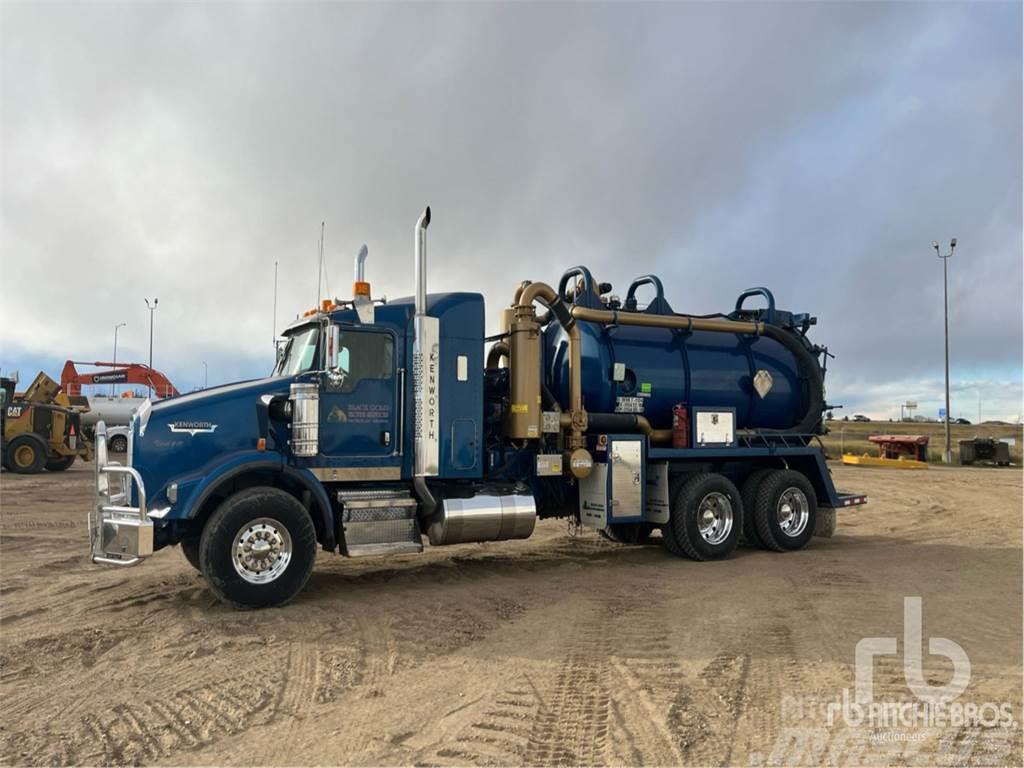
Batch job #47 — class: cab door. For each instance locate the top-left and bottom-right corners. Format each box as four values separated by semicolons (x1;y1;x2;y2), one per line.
319;328;398;459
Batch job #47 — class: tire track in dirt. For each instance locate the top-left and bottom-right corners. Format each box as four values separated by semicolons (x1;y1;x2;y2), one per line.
519;596;619;767
7;671;281;766
259;640;321;765
605;597;689;766
525;649;611;766
249;593;529;765
426;682;540;766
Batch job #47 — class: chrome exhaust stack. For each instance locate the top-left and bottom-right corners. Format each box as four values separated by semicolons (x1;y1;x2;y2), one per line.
415;207;431;315
412;207;438;515
352;244;374;323
353;243;369;283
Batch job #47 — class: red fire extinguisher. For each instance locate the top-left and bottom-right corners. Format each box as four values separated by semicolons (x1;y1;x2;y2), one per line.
672;403;689;449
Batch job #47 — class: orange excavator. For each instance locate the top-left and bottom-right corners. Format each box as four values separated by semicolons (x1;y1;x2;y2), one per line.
61;361;179;398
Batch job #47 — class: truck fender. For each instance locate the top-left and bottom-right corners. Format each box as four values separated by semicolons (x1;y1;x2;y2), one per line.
184;453;335;550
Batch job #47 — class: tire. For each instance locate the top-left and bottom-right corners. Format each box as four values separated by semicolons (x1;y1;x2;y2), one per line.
109;434;128;453
45;455;76;472
669;473;742;561
7;434;47;474
181;538;202;572
199;487;317;609
661;475;687;556
600;522;654;545
740;469;773;548
753;470;818;552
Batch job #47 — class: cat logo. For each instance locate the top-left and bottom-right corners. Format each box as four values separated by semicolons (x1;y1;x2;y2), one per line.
327;405;347;423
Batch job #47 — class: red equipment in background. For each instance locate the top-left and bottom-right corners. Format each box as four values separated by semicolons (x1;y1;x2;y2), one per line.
60;360;180;398
867;434;929;462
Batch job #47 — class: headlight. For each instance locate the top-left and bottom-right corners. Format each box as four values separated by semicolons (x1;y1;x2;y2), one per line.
167;482;178;504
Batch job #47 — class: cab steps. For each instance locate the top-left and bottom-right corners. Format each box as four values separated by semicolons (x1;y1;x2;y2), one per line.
337;489;423;557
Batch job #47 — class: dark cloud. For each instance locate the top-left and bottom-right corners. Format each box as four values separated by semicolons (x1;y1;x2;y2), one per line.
1;2;1020;416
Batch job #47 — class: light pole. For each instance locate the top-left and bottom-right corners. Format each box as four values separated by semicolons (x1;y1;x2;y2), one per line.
932;238;957;464
202;361;208;389
144;298;159;368
112;322;126;396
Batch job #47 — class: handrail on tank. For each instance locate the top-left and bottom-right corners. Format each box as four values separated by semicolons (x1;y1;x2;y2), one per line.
734;287;776;325
624;275;667;312
556;266;596;307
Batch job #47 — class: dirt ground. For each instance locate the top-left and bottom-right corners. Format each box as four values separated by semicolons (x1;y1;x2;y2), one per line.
1;463;1021;767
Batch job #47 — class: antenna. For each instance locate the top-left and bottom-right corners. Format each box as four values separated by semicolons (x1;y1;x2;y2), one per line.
324;243;330;299
316;221;325;307
272;260;278;347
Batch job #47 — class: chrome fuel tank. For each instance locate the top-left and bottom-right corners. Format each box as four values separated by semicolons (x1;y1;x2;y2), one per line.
427;493;536;545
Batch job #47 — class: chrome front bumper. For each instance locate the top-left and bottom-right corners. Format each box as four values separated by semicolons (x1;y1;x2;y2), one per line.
89;422;153;566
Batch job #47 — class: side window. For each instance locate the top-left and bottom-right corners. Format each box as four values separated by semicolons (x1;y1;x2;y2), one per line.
337;331;393;394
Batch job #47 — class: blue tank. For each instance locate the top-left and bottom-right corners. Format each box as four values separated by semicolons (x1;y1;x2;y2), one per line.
541;269;821;432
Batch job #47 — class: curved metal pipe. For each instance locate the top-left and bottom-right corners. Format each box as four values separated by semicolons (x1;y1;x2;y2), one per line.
570;306;762;335
486;341;510;370
353;244;369;283
415;208;431;316
560;411;672;444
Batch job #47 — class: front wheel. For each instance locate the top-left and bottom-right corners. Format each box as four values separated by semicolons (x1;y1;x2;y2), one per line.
180;538;202;572
7;434;47;474
109;434;128;453
199;487;317;609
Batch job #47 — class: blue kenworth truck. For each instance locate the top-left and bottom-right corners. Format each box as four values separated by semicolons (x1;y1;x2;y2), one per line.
90;208;866;608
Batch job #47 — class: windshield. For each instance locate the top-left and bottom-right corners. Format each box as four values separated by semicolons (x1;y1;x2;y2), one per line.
274;326;320;376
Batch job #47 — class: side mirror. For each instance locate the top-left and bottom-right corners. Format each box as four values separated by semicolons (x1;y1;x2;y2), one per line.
324;324;342;371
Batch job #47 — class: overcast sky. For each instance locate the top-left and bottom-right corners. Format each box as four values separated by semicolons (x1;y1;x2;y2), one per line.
2;2;1021;420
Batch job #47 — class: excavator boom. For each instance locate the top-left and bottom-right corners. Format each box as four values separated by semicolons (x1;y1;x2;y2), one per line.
61;361;179;398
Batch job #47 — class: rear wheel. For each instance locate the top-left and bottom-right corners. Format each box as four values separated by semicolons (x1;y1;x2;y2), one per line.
668;473;742;561
109;434;128;453
45;455;76;472
7;434;47;474
740;469;773;548
600;522;654;545
199;487;317;609
753;470;818;552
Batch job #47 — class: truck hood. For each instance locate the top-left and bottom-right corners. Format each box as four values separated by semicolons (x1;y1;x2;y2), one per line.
133;376;293;490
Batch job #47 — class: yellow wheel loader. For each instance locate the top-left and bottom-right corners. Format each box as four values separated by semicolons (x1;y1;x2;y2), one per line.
1;372;93;474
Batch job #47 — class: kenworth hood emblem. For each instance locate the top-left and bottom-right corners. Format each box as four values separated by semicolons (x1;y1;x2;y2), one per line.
168;421;218;436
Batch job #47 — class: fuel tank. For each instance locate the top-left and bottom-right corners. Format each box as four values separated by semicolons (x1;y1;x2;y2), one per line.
543;322;806;431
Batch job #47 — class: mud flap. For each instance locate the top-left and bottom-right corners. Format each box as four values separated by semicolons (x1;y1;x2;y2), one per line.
814;507;836;538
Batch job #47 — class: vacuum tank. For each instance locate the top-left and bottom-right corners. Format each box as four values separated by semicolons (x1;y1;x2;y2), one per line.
541;269;823;433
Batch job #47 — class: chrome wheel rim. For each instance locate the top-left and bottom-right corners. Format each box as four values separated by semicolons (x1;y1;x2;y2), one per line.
696;492;733;545
232;517;292;584
776;488;810;538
